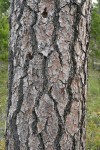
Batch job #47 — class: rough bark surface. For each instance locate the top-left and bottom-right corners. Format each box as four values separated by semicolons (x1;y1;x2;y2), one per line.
6;0;91;150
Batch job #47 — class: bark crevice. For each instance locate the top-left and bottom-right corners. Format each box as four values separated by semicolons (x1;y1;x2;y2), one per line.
35;55;48;107
63;0;86;123
29;10;38;56
52;0;63;66
7;0;91;149
7;50;14;114
38;133;45;150
48;89;64;150
9;78;24;150
32;109;38;135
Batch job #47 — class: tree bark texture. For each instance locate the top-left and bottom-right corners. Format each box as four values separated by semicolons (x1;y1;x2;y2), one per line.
6;0;91;150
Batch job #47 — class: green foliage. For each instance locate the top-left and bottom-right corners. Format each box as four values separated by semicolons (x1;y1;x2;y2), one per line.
0;0;9;14
0;15;9;52
90;2;100;58
0;51;8;62
0;0;9;61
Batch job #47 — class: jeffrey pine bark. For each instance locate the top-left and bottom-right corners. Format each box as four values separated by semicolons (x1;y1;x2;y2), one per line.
6;0;91;150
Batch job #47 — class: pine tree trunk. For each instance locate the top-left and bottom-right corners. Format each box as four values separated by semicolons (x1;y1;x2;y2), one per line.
6;0;91;149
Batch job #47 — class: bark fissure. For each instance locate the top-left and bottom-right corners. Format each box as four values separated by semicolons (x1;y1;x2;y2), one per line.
48;89;64;150
38;133;45;150
23;56;30;77
7;50;14;113
35;55;48;107
32;56;49;149
17;0;27;22
16;0;27;30
29;10;38;56
32;109;38;135
32;109;45;149
42;56;48;92
52;0;63;66
9;0;14;29
7;0;91;149
79;76;86;149
9;78;23;150
26;126;30;150
72;135;76;150
80;101;85;150
63;1;86;123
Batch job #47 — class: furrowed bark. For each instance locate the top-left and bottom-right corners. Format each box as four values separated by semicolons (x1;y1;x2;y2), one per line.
6;0;91;149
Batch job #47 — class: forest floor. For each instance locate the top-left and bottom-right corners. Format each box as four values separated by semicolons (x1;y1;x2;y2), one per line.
0;61;100;150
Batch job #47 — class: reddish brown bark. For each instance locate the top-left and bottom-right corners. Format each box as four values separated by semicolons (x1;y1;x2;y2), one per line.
6;0;91;149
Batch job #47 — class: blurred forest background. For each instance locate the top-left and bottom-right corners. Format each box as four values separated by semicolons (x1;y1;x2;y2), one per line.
0;0;100;149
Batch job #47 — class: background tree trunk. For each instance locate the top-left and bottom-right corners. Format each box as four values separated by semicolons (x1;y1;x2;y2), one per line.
6;0;91;149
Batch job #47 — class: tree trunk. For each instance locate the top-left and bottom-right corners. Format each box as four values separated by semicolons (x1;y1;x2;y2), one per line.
6;0;91;149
